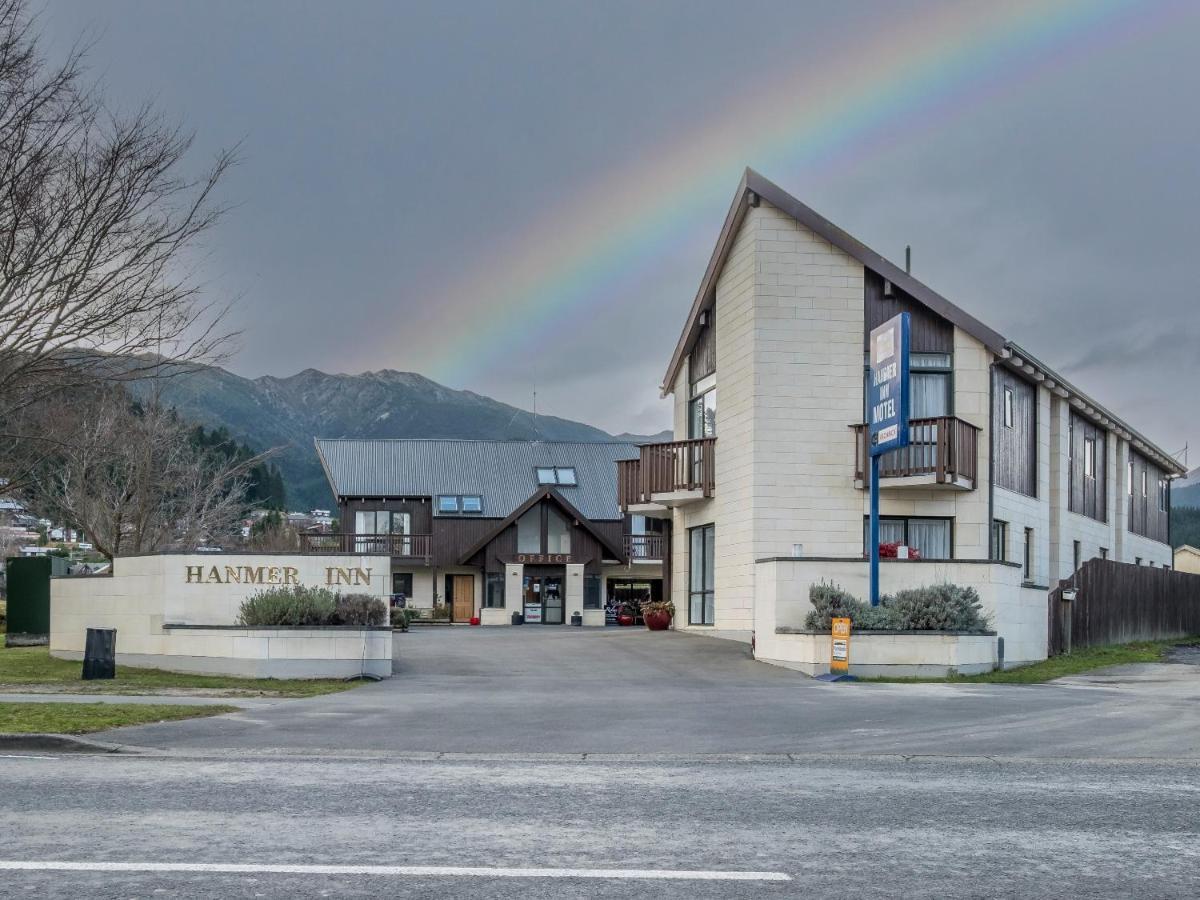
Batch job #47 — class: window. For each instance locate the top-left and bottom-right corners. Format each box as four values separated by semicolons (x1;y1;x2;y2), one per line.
485;572;505;609
1141;471;1148;498
688;524;715;625
1158;478;1168;512
689;387;717;438
1100;547;1108;560
584;574;602;610
1023;528;1034;582
865;517;952;560
461;495;483;513
391;572;413;599
909;353;951;419
1135;557;1142;566
992;520;1008;561
1083;438;1095;479
437;495;482;514
516;507;541;553
1073;540;1082;573
535;467;577;486
546;507;571;554
1003;388;1014;428
437;495;459;513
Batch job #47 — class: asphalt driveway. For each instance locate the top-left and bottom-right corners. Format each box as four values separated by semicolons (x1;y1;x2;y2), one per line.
101;626;1200;758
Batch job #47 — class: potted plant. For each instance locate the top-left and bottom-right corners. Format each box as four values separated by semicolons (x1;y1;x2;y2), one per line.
617;598;638;627
641;599;674;631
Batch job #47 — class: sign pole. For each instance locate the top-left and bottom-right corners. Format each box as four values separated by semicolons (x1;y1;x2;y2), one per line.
866;311;910;609
870;454;880;607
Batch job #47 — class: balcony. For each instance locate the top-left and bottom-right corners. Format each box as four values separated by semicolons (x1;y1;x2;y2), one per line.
618;438;715;514
851;417;979;491
623;533;665;562
300;533;433;560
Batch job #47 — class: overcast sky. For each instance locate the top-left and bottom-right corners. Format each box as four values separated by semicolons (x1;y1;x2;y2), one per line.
40;1;1199;463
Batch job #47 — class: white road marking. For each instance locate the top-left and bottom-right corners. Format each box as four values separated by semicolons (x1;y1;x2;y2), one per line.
0;861;790;881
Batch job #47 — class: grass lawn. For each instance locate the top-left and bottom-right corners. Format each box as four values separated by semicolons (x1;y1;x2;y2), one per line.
0;701;238;734
867;637;1199;684
0;645;358;697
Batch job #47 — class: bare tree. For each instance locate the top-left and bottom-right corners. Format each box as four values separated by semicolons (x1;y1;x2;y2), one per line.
22;387;262;559
0;0;235;425
247;510;301;553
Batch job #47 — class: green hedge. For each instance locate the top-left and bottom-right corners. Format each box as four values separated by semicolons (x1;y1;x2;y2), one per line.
803;582;990;632
237;586;386;627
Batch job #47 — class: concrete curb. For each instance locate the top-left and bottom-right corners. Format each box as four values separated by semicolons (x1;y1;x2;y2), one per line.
0;733;140;754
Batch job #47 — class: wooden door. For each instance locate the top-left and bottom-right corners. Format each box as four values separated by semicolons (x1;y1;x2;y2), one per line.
451;575;475;622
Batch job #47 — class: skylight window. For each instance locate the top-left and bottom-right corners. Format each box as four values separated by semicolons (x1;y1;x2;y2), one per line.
437;495;459;513
437;495;483;514
461;495;483;513
535;466;577;486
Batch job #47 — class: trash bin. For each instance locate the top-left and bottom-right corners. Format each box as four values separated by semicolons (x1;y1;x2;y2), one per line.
570;612;583;627
511;611;524;625
82;627;116;680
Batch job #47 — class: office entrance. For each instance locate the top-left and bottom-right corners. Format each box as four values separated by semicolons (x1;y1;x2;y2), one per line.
522;569;564;625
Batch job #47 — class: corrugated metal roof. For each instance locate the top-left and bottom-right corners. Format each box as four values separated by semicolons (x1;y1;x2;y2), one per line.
314;439;639;521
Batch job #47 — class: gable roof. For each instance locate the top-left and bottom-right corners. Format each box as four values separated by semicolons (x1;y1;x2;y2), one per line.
455;486;626;565
662;168;1185;476
314;438;639;521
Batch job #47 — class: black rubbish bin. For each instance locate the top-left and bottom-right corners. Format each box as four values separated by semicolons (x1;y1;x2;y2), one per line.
82;627;117;680
570;612;583;627
511;611;524;625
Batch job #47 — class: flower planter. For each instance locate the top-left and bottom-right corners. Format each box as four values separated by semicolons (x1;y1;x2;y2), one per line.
617;613;635;627
644;610;672;631
469;616;480;626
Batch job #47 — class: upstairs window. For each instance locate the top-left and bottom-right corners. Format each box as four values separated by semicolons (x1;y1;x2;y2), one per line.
1083;438;1096;479
689;387;717;439
535;466;577;486
437;495;483;514
1158;478;1168;512
461;495;483;513
1141;471;1148;498
1003;388;1014;428
437;495;459;513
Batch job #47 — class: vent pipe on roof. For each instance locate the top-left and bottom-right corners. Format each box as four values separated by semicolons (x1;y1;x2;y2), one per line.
905;245;912;275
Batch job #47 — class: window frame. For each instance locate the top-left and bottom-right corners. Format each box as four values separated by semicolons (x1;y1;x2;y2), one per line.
688;524;716;625
992;519;1007;562
436;495;460;514
1023;527;1034;582
484;572;506;609
1003;387;1014;428
688;386;717;439
1083;437;1096;479
864;515;953;560
460;495;483;514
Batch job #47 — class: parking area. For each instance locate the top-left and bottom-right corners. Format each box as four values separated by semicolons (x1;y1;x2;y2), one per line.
101;626;1200;758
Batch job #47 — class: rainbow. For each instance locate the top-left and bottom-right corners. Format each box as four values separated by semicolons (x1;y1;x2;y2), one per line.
379;0;1185;389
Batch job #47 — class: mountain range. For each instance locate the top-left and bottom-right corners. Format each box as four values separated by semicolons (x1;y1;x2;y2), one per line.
132;363;669;509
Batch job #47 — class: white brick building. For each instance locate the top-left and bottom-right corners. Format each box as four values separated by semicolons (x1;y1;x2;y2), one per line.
618;170;1184;666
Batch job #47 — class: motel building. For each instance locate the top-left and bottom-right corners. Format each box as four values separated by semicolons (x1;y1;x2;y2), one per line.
309;439;667;626
612;169;1184;671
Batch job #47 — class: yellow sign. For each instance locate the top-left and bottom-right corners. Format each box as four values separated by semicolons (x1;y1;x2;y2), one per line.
830;617;852;674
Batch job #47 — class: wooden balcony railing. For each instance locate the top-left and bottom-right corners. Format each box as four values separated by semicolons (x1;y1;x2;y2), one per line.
618;438;716;508
852;417;979;487
300;533;433;558
623;533;665;561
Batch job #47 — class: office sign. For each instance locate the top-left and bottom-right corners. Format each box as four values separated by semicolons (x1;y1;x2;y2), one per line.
830;617;852;674
868;312;911;456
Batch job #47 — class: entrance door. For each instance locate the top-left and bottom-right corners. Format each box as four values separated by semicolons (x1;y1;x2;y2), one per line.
541;576;564;625
451;575;474;622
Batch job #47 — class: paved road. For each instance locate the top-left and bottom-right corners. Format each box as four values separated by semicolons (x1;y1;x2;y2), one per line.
104;627;1200;758
0;751;1196;898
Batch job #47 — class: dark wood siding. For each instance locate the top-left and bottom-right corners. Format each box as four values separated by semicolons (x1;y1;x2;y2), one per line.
688;318;716;384
992;368;1037;497
864;270;953;354
1068;412;1107;522
1129;451;1170;543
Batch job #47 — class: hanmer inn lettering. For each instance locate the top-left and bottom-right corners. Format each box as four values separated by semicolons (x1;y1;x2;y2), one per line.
184;565;373;587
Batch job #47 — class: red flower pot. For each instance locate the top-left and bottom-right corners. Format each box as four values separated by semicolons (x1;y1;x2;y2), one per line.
617;613;635;627
644;610;672;631
469;616;480;626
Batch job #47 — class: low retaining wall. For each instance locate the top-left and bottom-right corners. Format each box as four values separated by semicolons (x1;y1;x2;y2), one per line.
762;628;997;677
52;625;392;679
755;557;1046;669
49;552;394;679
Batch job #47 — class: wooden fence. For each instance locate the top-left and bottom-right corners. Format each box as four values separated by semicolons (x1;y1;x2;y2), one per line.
1048;558;1200;655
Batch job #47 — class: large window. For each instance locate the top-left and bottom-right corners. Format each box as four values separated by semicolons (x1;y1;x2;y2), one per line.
485;573;505;609
546;507;571;554
865;516;952;560
688;524;715;625
355;510;410;552
689;387;717;438
909;353;952;419
516;507;541;553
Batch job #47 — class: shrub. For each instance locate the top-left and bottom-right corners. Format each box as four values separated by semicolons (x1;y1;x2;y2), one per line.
429;602;450;620
237;585;337;626
885;584;990;632
641;599;675;618
803;581;990;632
332;593;387;626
